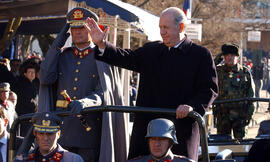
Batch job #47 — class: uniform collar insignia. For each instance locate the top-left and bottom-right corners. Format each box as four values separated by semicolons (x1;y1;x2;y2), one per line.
72;47;92;58
35;145;63;162
149;152;172;162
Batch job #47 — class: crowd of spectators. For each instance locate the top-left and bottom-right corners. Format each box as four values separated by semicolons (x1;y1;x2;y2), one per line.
0;55;42;136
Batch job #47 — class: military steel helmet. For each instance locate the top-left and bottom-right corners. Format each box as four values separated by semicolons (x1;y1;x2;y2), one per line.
32;112;62;133
221;43;239;56
146;118;178;144
67;7;99;28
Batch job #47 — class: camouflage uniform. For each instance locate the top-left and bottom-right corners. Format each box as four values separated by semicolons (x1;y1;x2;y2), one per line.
215;63;255;139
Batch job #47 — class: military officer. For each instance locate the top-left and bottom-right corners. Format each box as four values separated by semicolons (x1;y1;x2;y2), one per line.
129;118;194;162
39;7;127;162
214;43;255;140
15;112;83;162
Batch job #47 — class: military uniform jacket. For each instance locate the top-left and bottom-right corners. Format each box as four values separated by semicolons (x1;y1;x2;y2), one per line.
39;45;129;162
40;46;103;149
216;63;255;118
25;144;83;162
128;151;195;162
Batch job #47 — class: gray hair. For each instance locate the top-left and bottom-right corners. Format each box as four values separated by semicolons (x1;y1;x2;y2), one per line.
162;7;187;26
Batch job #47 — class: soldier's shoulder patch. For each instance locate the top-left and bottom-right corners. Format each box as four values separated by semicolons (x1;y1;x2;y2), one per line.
174;155;195;162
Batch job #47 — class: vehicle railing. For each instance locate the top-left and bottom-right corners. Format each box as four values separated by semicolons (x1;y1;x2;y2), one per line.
9;106;210;162
213;97;270;105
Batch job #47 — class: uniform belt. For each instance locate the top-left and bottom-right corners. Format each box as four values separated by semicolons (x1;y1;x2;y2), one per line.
56;100;69;108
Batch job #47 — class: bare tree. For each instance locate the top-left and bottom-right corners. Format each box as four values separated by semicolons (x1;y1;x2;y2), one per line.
125;0;269;57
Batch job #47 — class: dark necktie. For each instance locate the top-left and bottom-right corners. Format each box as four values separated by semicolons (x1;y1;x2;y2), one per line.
0;141;3;162
169;47;178;55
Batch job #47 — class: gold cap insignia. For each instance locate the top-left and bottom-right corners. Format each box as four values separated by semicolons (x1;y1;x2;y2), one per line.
73;9;84;20
42;120;51;127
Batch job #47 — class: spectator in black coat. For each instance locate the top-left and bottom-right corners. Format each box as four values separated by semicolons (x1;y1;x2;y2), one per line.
13;64;38;136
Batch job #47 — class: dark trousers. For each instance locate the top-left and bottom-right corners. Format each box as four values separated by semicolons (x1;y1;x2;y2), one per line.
128;116;200;162
254;79;263;109
64;147;99;162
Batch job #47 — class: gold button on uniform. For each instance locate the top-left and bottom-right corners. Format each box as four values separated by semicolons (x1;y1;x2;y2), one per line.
77;61;81;65
80;56;83;59
75;69;79;73
92;74;95;78
73;96;77;100
73;87;77;91
74;77;78;82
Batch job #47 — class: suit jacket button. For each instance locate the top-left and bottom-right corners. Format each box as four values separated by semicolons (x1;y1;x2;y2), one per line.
74;77;78;82
73;87;77;91
77;61;81;65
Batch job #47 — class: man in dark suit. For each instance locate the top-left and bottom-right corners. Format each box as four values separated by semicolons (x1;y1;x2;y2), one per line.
85;7;218;161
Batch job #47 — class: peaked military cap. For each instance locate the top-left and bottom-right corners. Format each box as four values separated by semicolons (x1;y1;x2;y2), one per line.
32;112;62;133
221;43;239;56
67;7;99;28
0;82;10;92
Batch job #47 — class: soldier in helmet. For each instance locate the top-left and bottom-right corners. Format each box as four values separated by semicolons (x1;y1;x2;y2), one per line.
129;118;194;162
15;112;83;162
214;43;255;140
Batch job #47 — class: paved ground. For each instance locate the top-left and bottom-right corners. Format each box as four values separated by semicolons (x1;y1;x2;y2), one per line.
246;90;270;138
208;90;270;139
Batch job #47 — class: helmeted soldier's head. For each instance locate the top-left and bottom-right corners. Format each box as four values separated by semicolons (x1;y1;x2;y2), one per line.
145;118;178;160
32;112;62;155
221;43;239;67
